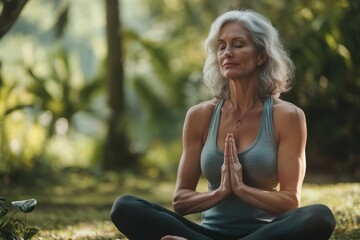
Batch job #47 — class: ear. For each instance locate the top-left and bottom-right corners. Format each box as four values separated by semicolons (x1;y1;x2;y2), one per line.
257;52;267;66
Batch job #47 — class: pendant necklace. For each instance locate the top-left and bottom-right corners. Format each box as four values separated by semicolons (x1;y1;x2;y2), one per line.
235;101;258;128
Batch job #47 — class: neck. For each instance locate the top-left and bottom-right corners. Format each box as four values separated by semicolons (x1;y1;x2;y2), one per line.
228;78;259;114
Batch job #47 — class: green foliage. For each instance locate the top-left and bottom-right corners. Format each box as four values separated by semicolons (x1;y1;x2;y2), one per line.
0;0;359;178
1;0;106;179
0;44;104;180
129;0;360;176
269;0;360;174
0;62;37;176
0;197;39;240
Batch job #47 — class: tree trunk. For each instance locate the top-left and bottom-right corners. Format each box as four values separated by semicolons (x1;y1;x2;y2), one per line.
103;0;137;170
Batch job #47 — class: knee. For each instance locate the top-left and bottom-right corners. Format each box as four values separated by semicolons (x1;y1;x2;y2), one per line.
304;204;336;236
110;194;139;222
312;204;335;227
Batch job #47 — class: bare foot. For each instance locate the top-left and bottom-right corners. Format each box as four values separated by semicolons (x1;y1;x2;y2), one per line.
161;235;187;240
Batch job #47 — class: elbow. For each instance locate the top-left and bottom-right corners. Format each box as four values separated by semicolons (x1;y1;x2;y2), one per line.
172;196;181;214
295;197;301;208
284;192;301;212
275;192;300;216
172;201;184;215
172;194;187;216
290;197;300;210
292;191;301;209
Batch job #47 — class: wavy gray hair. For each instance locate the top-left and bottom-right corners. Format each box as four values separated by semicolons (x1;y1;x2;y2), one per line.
203;9;295;99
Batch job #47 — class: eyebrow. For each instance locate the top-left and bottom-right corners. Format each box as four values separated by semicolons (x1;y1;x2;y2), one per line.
217;36;247;43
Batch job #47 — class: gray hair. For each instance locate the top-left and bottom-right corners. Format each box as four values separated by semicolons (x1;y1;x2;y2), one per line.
203;9;295;99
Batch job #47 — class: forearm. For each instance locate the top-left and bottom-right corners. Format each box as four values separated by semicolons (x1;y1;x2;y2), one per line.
234;184;300;216
172;188;226;216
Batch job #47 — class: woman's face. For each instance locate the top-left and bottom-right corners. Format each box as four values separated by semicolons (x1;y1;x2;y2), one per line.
217;21;263;81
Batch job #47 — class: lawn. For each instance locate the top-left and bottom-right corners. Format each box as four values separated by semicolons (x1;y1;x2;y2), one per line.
2;169;360;239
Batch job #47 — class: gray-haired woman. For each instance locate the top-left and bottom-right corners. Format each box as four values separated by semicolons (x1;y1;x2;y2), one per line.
111;9;335;240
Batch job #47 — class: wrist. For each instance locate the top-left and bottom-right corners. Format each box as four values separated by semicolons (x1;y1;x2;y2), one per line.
233;182;246;198
214;186;230;201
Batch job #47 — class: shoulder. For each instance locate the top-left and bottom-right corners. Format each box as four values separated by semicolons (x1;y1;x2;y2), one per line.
272;97;307;139
272;97;305;121
183;98;219;141
186;98;219;119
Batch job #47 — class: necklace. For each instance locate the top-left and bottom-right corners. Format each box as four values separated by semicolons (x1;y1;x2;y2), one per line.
234;100;258;128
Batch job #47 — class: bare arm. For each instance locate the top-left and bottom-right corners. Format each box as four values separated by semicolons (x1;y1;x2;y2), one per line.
230;102;307;215
172;102;231;216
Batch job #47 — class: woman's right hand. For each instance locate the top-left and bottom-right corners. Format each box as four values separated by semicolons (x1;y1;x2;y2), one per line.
217;133;233;198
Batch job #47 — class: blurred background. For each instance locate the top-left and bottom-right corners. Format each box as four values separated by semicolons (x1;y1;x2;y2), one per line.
0;0;359;186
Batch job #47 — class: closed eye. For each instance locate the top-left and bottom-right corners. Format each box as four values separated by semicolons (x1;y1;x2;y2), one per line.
234;40;245;48
217;44;226;51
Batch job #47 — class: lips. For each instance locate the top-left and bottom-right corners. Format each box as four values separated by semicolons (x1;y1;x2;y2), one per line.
223;62;237;68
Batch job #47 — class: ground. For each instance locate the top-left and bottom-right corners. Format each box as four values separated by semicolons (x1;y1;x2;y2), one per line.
2;170;360;239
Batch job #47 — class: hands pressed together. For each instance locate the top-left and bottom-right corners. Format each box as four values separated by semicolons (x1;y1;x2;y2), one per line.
218;133;245;199
162;133;247;240
161;134;246;240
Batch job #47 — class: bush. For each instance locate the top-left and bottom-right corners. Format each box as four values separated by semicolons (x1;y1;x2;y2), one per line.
0;197;39;240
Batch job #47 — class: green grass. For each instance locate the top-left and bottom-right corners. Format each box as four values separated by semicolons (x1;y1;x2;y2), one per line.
2;170;360;239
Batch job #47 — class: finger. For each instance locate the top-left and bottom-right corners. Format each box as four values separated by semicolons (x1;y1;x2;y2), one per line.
225;133;233;163
227;134;236;163
231;137;238;163
224;134;229;166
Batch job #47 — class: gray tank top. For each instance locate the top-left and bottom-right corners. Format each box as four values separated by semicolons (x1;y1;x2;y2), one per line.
200;97;278;235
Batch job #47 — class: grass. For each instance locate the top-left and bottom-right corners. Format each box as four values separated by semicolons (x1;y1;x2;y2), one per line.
2;169;360;239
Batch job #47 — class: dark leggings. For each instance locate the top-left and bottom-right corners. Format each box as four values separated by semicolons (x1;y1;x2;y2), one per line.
110;194;336;240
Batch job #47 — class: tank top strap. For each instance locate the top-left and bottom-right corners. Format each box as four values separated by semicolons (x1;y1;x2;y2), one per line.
261;96;275;137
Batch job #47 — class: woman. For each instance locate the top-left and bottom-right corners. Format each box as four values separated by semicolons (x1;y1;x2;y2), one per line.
111;9;336;240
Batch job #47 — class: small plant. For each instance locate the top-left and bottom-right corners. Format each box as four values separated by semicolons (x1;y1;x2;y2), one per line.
0;197;39;240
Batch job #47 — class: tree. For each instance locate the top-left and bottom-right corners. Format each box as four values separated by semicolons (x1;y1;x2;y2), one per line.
103;0;137;170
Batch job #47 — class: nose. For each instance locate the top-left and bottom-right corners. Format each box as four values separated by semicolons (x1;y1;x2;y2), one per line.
223;46;234;58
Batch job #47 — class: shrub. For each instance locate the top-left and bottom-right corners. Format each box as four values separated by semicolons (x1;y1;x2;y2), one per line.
0;197;39;240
